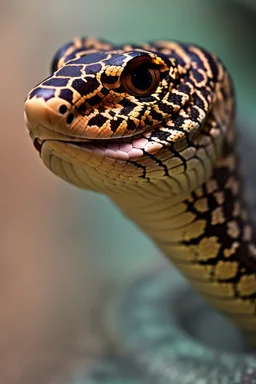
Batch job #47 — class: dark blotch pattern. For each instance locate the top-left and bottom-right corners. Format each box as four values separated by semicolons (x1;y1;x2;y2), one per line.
76;102;90;115
178;83;191;94
89;114;108;127
137;95;155;103
174;115;186;129
87;94;103;106
43;78;69;87
119;105;137;116
190;106;200;121
72;77;100;96
29;87;56;101
168;93;183;104
57;65;83;77
64;48;94;64
158;101;173;114
194;95;205;109
126;119;137;131
76;95;103;115
191;69;205;84
85;63;102;75
104;54;128;67
71;79;87;95
110;119;121;132
71;52;108;65
101;73;119;84
59;89;74;104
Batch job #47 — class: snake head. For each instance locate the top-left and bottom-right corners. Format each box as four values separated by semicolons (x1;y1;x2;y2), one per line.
25;48;177;140
24;38;234;196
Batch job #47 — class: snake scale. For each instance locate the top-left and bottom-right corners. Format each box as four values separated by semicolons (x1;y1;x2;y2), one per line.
24;37;256;344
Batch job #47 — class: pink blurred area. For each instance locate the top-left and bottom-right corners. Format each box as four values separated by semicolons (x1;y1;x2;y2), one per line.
0;4;110;384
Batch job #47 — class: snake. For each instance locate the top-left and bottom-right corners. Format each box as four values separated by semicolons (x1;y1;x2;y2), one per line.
24;37;256;352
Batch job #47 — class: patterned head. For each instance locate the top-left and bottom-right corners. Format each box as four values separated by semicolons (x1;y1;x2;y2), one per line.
25;42;179;140
24;38;234;198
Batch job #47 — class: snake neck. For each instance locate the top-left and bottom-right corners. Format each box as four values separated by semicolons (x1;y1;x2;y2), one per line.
111;133;256;338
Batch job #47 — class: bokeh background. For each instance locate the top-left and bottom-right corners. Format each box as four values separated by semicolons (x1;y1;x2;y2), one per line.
1;1;256;383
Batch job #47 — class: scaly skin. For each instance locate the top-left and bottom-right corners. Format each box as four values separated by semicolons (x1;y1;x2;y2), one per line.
24;37;256;340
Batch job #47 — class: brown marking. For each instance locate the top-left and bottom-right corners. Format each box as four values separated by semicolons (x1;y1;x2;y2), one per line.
233;201;241;217
178;263;213;281
215;260;238;280
237;275;256;297
227;221;240;239
194;197;209;213
206;179;218;194
243;225;253;242
225;177;239;195
211;206;225;225
182;220;207;242
166;245;197;262
224;242;239;258
196;236;220;261
214;191;225;205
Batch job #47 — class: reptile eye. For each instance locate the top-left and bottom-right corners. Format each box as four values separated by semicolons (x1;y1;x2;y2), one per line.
121;56;160;97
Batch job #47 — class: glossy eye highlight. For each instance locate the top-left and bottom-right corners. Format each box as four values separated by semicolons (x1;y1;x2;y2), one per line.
121;56;160;97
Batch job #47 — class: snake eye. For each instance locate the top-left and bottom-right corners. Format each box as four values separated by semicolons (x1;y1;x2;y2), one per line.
121;56;160;97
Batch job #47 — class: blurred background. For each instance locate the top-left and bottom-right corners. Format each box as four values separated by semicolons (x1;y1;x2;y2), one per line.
1;0;256;383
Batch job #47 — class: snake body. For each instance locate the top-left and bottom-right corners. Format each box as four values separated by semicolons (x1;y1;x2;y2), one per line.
24;37;256;341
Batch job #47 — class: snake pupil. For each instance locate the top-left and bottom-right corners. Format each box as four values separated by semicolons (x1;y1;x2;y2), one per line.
131;64;153;91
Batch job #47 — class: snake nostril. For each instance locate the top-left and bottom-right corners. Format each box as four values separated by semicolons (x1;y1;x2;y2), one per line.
58;105;75;124
59;104;68;114
67;113;75;125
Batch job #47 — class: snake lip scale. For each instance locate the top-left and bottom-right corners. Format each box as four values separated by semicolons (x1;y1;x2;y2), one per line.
32;125;160;158
24;37;256;342
32;119;173;161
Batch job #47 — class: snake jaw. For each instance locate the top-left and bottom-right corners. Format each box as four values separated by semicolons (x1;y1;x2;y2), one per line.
33;138;44;154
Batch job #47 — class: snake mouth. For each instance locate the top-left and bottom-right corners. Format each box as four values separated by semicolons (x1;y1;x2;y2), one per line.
32;121;168;161
33;138;45;153
33;131;160;161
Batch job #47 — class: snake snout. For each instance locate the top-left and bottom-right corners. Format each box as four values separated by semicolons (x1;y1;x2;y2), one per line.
24;91;76;140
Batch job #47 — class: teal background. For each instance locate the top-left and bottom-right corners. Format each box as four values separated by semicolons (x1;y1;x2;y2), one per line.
1;1;256;383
